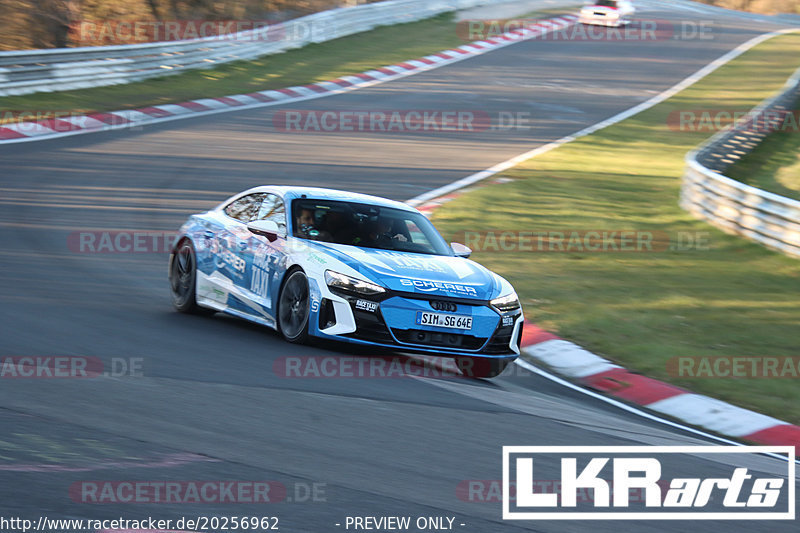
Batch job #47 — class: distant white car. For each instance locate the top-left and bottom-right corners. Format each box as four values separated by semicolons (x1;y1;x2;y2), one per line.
579;0;635;27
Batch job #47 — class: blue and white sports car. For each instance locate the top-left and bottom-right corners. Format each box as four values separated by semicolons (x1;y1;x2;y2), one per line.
169;186;523;377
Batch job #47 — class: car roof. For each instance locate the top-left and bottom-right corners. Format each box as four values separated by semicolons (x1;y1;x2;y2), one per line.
231;186;417;213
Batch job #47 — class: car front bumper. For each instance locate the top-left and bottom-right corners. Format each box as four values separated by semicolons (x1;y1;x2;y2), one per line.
308;286;523;359
579;13;629;26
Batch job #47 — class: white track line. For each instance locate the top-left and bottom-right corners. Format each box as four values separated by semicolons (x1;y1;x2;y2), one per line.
406;28;799;207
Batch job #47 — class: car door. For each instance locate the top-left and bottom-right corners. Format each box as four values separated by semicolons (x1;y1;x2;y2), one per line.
241;193;288;317
216;192;265;283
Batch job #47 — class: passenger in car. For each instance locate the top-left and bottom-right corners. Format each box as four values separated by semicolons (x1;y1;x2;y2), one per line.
319;210;353;243
295;208;321;239
361;217;408;249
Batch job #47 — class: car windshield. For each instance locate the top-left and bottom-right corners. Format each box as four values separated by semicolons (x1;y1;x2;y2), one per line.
291;199;453;256
594;0;618;6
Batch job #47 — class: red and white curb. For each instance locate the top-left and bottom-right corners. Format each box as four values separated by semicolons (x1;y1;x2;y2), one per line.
0;15;577;144
519;322;800;447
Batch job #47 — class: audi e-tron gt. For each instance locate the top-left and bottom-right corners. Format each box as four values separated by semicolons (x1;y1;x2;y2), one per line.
169;186;523;377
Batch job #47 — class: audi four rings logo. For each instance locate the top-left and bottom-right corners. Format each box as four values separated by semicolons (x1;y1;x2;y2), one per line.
430;300;457;312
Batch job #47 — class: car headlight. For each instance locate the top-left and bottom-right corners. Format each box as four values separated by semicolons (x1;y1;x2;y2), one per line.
325;270;386;296
491;292;521;313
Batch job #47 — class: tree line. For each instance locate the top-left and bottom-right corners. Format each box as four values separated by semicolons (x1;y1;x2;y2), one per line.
697;0;799;14
0;0;356;50
1;0;796;51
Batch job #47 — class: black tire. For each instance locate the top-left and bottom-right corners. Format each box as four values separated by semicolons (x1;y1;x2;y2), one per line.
169;239;212;315
277;269;310;344
455;356;512;379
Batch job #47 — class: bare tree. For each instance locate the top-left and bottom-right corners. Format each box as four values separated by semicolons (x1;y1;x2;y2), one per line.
28;0;82;47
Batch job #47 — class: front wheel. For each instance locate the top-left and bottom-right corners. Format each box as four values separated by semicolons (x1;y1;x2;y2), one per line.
278;270;310;344
455;356;512;379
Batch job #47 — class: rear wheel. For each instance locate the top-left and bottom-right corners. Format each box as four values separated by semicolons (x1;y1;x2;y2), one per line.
278;270;310;344
169;239;211;314
455;356;512;379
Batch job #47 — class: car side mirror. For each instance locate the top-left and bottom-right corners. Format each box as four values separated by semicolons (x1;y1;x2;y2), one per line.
451;242;472;258
247;219;285;242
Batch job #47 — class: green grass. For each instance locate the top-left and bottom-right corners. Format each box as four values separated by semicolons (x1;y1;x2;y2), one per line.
0;8;571;123
431;33;800;425
725;113;800;201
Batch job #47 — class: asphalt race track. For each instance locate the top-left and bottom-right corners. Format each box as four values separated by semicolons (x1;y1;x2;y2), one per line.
0;2;796;532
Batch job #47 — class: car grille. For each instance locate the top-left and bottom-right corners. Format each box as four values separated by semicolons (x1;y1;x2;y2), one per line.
343;304;395;343
391;328;486;350
482;323;518;354
318;298;336;329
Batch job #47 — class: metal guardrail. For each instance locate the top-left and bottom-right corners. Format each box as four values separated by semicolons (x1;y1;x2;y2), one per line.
0;0;503;96
680;64;800;258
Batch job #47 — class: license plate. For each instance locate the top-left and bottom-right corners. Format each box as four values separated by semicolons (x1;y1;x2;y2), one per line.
415;311;473;330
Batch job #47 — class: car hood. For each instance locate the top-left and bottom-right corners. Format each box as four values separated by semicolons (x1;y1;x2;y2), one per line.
306;241;501;300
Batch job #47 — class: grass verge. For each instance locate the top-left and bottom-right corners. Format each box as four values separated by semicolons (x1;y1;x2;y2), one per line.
725;109;800;201
431;32;800;424
0;8;572;124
